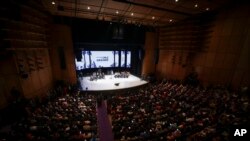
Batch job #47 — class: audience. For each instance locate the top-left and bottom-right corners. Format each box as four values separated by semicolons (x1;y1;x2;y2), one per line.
1;79;249;141
108;80;249;141
0;84;98;141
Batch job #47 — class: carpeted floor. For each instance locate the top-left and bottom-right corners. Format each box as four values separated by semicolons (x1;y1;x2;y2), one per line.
96;100;114;141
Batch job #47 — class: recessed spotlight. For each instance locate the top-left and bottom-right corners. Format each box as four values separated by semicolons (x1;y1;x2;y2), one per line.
87;6;91;10
152;16;155;20
206;8;210;11
52;1;55;5
169;19;173;22
194;4;198;8
131;13;134;16
116;10;119;14
175;0;179;2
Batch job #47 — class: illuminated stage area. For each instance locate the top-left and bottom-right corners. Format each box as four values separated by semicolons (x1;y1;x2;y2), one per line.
79;74;147;91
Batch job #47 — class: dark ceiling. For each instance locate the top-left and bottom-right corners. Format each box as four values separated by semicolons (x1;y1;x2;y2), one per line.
42;0;233;27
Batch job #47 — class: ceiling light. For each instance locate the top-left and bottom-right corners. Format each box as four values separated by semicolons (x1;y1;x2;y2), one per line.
194;4;198;8
131;13;134;16
206;8;210;11
175;0;179;2
152;16;155;20
87;6;91;10
169;19;173;22
116;10;119;14
52;1;55;5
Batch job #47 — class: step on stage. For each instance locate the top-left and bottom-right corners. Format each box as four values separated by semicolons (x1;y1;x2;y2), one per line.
79;74;148;91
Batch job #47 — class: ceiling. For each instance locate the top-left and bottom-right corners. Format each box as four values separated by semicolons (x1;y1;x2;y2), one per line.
41;0;232;27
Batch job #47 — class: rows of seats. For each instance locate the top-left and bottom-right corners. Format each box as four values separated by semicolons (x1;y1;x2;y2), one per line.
108;81;249;141
2;86;98;141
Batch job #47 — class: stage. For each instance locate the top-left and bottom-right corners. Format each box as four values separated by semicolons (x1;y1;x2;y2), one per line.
78;74;148;91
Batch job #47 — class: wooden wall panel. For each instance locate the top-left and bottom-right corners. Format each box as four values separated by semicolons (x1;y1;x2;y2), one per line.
32;71;40;91
0;57;23;108
192;4;250;88
156;3;249;89
20;77;33;98
200;67;210;85
142;32;157;75
221;19;233;36
156;50;190;80
242;72;249;87
39;68;51;88
224;54;237;69
0;1;53;108
157;12;215;80
231;70;244;88
49;24;77;84
207;37;219;52
0;77;7;109
205;53;215;67
15;49;52;99
194;53;206;66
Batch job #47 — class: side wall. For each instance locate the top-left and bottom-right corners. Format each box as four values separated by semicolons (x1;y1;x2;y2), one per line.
157;3;250;88
142;32;158;76
0;56;21;108
49;24;77;84
0;2;53;108
192;4;250;88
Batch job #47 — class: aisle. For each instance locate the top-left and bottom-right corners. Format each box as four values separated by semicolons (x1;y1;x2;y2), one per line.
96;100;114;141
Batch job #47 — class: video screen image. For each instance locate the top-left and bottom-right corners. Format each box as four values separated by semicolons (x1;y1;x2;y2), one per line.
75;50;131;70
114;51;119;67
127;51;131;68
121;51;126;67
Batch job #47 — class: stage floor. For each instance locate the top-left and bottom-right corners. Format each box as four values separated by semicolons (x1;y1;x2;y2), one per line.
79;74;148;91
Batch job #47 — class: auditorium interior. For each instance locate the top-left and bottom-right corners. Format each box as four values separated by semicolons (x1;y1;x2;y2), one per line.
0;0;249;141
